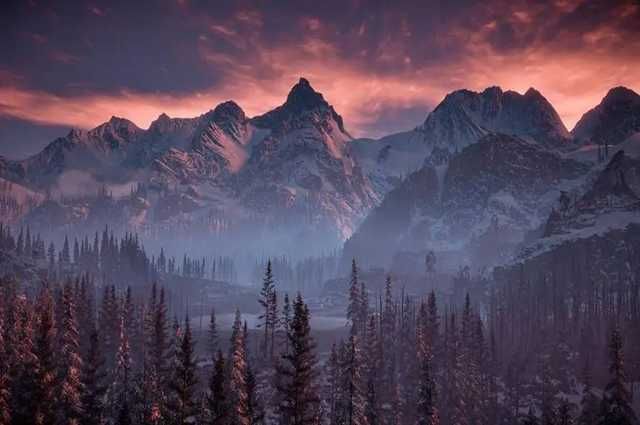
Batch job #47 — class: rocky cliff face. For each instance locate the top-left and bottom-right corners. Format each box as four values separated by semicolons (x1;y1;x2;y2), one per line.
345;133;588;269
1;78;376;251
572;86;640;146
351;86;573;195
239;78;376;239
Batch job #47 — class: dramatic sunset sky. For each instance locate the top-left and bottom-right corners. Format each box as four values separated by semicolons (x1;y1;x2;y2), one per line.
1;0;639;158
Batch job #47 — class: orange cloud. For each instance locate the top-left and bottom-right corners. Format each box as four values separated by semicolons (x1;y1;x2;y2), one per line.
1;27;639;139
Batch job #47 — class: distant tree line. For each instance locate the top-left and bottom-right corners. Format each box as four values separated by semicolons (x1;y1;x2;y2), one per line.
0;223;238;286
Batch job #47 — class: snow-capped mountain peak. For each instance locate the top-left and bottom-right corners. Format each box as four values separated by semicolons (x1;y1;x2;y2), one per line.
571;86;640;146
421;85;570;152
252;78;348;136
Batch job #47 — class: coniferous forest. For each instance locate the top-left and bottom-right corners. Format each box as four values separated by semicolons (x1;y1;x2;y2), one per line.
0;239;638;425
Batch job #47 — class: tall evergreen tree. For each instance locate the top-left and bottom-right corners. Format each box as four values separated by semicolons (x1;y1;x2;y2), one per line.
229;309;251;425
168;315;199;424
276;293;320;425
112;311;132;424
0;302;11;425
7;288;39;424
147;284;169;420
325;343;341;425
258;260;276;360
599;327;638;425
209;307;218;360
34;286;58;425
364;315;380;425
417;302;439;425
281;293;292;355
56;281;84;425
347;259;361;336
206;350;229;425
80;328;107;425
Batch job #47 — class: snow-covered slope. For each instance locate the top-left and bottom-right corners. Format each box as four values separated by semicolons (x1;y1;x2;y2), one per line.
515;137;640;260
240;78;377;239
571;86;640;146
1;78;377;249
351;86;572;196
496;137;640;289
345;133;589;270
422;86;571;152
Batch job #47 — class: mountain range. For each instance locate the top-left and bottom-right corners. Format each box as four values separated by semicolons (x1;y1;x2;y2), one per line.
1;79;639;267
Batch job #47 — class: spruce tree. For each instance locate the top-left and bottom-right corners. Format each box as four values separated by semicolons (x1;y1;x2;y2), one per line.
258;260;276;360
206;350;229;425
56;282;84;425
80;327;107;425
112;311;132;423
599;327;638;425
281;293;292;355
347;259;361;336
7;289;39;424
229;309;251;425
364;315;380;425
34;286;58;425
276;293;320;425
148;285;169;420
168;315;199;424
325;343;341;425
417;302;438;425
0;303;11;425
209;307;218;360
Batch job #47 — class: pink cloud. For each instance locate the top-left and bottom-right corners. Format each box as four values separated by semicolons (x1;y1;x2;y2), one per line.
2;3;640;139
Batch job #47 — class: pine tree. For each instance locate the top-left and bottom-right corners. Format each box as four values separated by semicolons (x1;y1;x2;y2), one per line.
247;359;263;425
168;315;199;424
56;281;84;425
258;260;276;360
147;284;169;420
276;293;320;425
80;328;107;425
460;294;482;424
229;309;251;425
599;327;638;425
347;259;361;336
33;286;58;425
99;285;119;374
325;343;341;425
417;302;438;425
48;242;56;275
209;307;218;360
112;310;132;423
380;275;397;424
0;301;11;425
206;350;229;425
16;227;23;256
364;315;380;425
6;288;39;424
281;293;292;355
25;226;32;258
359;282;369;337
